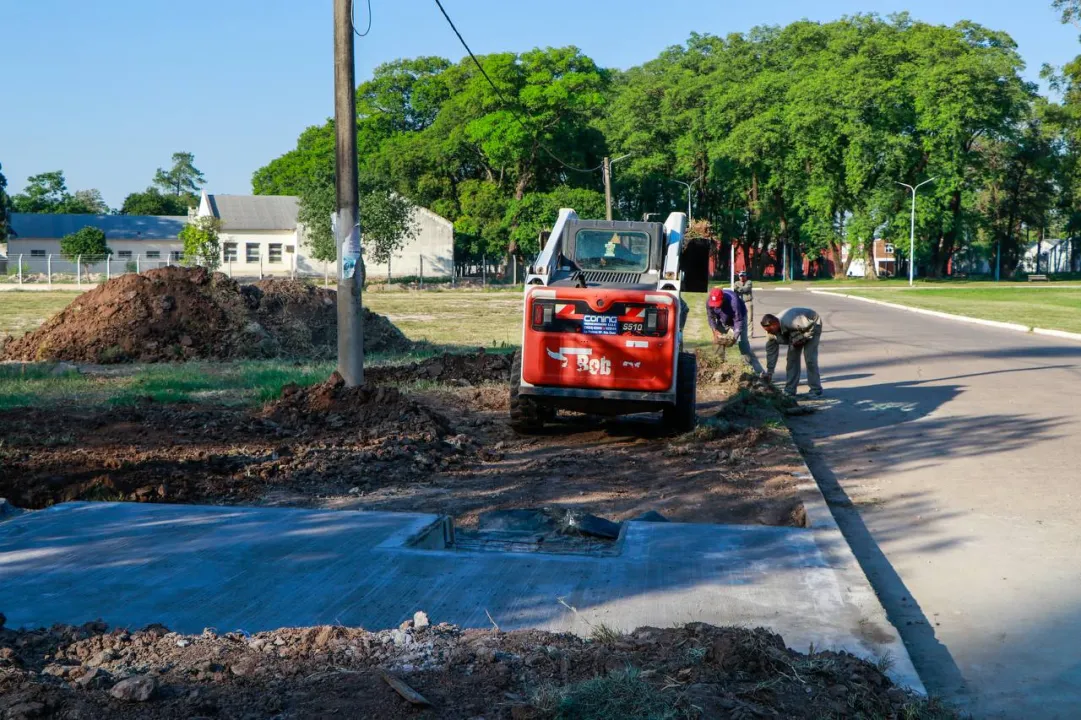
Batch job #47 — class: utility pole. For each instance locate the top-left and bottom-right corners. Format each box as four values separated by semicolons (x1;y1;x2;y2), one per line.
334;0;363;385
603;157;613;221
897;177;935;287
602;154;632;221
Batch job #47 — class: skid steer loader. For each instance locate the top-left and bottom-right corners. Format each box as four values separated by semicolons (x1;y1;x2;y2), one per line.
509;210;710;433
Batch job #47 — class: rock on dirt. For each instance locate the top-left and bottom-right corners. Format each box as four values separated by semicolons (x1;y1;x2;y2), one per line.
0;266;410;363
108;675;155;702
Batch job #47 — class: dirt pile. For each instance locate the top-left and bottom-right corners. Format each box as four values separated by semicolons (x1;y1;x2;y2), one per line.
0;267;410;363
265;371;451;439
0;619;951;719
368;349;513;386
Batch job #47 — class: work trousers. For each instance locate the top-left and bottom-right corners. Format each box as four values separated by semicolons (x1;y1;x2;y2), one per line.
785;324;822;395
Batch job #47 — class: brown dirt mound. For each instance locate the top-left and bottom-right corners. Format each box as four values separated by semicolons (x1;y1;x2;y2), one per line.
368;349;512;386
265;371;452;440
0;267;411;363
0;619;950;719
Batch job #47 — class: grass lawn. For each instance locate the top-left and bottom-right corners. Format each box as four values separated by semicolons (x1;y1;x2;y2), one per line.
0;291;82;336
839;288;1081;334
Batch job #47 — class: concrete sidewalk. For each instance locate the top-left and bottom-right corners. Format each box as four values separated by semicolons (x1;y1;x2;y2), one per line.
0;501;922;691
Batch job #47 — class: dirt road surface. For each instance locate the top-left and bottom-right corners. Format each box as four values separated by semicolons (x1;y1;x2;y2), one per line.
761;289;1081;718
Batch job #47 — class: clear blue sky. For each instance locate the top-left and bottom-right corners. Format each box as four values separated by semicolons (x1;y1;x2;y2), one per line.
3;0;1077;209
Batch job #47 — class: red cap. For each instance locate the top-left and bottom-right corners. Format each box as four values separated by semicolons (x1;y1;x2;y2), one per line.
707;288;725;308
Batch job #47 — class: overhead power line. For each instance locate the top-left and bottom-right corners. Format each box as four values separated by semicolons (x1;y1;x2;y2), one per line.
351;0;371;37
431;0;603;175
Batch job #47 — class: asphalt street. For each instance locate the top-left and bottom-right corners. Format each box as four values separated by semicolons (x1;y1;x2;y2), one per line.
755;289;1081;718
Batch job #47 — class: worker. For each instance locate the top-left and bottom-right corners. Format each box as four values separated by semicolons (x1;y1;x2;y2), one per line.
760;308;823;398
706;287;751;361
734;271;755;336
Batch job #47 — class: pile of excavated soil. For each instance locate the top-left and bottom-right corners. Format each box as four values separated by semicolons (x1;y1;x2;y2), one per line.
0;267;411;363
0;618;949;720
368;349;513;386
265;371;452;440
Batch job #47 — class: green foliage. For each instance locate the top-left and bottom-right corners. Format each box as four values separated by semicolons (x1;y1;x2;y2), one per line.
154;152;205;196
550;668;681;720
1055;0;1081;28
179;215;222;270
121;187;195;215
254;20;1075;279
12;171;106;214
0;161;11;241
59;226;109;261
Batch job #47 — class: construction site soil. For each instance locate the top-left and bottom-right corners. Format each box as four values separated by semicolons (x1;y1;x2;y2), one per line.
0;617;949;720
0;351;808;528
0;267;411;363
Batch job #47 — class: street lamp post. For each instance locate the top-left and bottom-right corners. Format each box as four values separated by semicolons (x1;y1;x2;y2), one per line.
896;177;936;286
671;178;700;220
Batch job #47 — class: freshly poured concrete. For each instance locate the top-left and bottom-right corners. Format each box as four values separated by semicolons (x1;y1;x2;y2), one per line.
0;501;920;690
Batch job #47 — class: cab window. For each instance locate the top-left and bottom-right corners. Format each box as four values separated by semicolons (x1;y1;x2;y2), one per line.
573;230;650;272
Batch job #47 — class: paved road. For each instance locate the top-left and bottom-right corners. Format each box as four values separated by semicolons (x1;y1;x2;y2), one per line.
754;290;1081;718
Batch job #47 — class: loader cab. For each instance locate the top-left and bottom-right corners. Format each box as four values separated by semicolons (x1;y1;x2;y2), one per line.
552;220;665;289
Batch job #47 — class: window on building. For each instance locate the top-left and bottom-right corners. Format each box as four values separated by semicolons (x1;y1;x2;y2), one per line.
146;251;161;260
285;245;295;254
117;250;133;259
223;243;238;262
884;243;895;255
268;244;283;264
170;251;185;262
246;244;260;263
30;250;46;258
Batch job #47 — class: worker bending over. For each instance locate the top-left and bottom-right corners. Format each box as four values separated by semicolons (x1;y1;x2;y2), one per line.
760;307;823;398
706;287;751;362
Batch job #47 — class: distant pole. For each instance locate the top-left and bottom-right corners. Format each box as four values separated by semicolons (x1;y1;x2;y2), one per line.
897;177;935;287
730;243;735;289
603;157;613;221
671;179;699;221
782;242;787;283
334;0;363;386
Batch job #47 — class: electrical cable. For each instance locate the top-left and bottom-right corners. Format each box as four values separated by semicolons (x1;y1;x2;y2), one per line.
351;0;372;37
432;0;603;175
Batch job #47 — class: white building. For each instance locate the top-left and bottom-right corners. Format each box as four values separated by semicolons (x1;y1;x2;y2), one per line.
1;194;455;282
1022;238;1076;274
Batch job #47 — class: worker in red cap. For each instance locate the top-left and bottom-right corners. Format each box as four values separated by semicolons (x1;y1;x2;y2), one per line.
706;287;751;361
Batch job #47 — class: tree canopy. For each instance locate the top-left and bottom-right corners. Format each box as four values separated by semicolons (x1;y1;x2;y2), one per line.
59;226;110;260
0;162;11;242
11;171;110;215
240;13;1078;277
154;152;205;197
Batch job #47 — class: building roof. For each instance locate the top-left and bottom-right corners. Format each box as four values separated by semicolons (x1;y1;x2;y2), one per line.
9;213;187;240
206;194;299;231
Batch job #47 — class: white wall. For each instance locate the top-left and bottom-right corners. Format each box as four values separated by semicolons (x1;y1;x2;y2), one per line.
6;238;182;274
362;207;454;280
218;230;300;277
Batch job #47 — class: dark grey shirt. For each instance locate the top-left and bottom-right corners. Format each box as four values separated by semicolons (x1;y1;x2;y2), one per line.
735;279;754;303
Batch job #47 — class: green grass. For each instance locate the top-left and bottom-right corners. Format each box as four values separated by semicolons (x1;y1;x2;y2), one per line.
839;288;1081;334
0;361;336;411
0;291;82;336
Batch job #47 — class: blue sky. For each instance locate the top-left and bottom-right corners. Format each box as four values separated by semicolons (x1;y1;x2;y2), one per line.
3;0;1078;208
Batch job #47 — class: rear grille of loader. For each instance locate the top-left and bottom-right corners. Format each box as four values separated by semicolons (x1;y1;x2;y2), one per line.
584;271;642;285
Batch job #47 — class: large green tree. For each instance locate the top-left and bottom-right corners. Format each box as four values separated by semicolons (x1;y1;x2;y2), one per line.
120;187;193;215
11;171;106;214
60;226;110;261
154;152;205;197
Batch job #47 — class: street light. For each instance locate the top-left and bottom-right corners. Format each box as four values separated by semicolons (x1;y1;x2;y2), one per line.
671;178;700;220
896;177;936;286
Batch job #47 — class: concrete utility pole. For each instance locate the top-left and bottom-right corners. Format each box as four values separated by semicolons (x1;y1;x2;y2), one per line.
602;154;632;221
334;0;363;386
897;177;935;287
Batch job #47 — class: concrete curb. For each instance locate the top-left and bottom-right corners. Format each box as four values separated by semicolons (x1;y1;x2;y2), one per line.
771;421;925;694
811;290;1081;343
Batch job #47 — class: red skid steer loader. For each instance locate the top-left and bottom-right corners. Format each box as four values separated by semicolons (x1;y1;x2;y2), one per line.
510;210;710;433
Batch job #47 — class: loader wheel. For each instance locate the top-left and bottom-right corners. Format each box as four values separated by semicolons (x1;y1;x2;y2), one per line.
509;350;547;433
663;351;697;433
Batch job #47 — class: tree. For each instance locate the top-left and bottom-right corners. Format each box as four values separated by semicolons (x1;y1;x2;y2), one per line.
154;152;205;196
1055;0;1081;28
11;171;104;214
73;189;110;214
363;190;419;276
179;213;222;270
0;162;11;242
60;226;110;263
121;187;193;215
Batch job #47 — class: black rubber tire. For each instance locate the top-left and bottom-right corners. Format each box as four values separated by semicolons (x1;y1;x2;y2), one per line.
663;351;697;433
509;349;547;432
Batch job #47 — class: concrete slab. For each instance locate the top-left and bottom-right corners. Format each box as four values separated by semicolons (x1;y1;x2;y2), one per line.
0;501;921;691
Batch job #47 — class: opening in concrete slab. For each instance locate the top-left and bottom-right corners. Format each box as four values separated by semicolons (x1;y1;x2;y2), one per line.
403;510;627;556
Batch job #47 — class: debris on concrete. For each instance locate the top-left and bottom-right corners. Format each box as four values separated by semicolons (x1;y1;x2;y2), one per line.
631;510;669;523
560;510;622;539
